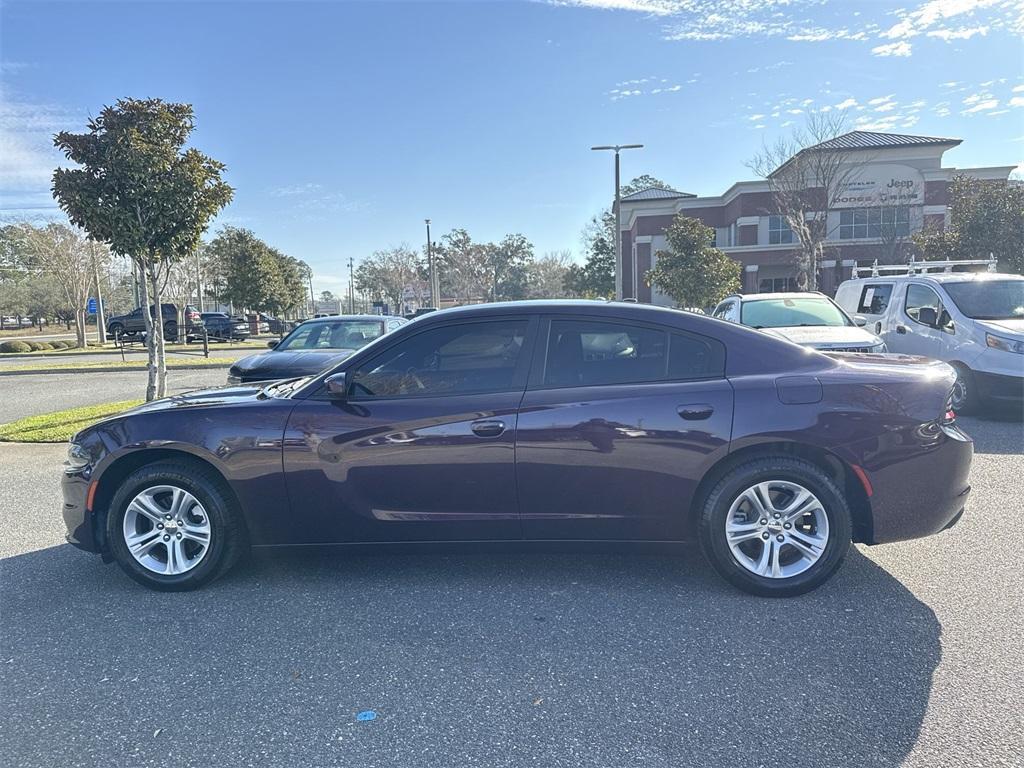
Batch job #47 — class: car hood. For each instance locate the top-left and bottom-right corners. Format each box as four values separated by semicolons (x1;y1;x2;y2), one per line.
759;325;881;348
977;318;1024;337
230;349;357;378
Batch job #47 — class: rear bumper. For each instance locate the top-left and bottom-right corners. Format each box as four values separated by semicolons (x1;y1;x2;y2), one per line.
861;422;973;545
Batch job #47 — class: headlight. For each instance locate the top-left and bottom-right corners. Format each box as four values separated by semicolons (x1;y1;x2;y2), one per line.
872;341;888;353
986;333;1024;354
65;442;91;473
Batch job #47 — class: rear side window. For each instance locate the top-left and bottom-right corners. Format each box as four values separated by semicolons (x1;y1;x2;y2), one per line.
857;284;893;315
542;319;723;388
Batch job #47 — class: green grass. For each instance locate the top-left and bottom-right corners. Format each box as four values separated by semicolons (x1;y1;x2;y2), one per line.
0;400;145;443
3;356;235;372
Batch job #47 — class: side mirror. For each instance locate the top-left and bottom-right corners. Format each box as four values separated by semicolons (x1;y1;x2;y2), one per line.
917;307;938;327
267;340;278;349
852;315;868;327
324;372;348;399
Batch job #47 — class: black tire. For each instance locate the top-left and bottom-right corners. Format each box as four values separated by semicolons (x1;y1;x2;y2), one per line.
950;363;978;415
163;321;178;341
106;461;248;591
107;322;124;339
698;457;852;598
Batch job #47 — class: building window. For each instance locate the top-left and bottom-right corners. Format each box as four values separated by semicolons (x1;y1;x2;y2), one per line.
839;207;910;240
768;215;794;245
758;277;798;293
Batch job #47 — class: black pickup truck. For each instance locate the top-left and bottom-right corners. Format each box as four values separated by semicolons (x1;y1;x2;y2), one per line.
106;304;201;341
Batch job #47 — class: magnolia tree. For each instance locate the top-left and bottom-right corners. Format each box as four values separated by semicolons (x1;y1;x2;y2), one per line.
647;215;740;310
53;98;233;400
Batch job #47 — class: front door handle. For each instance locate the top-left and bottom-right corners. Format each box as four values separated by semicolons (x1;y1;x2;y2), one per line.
896;325;908;335
471;419;506;437
677;404;714;421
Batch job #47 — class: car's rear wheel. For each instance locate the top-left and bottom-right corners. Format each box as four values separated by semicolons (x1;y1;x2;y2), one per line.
106;461;247;591
699;457;851;597
107;322;124;338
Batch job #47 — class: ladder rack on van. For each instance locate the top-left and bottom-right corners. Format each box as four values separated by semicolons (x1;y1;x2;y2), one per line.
853;255;998;278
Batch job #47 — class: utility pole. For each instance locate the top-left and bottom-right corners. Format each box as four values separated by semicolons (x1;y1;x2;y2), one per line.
591;143;643;300
348;257;355;314
195;248;204;312
425;219;437;309
90;242;106;346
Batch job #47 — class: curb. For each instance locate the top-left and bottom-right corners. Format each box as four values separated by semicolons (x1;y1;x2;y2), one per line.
0;363;232;377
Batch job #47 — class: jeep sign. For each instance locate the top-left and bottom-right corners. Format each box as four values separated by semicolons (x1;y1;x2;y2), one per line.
831;164;924;208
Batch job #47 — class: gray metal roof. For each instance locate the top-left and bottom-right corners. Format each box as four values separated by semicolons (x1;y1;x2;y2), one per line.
807;130;961;152
620;186;695;202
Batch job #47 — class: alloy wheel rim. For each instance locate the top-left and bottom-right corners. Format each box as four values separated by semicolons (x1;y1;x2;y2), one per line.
122;485;211;575
725;480;829;580
951;375;967;410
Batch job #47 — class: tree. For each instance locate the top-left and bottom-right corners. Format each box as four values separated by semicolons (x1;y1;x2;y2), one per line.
748;113;870;291
53;98;233;401
529;251;573;298
646;215;740;309
433;228;489;303
620;175;673;197
564;214;615;298
267;249;309;316
912;175;1024;273
319;290;337;303
484;233;534;301
354;245;425;313
12;223;107;347
206;227;281;314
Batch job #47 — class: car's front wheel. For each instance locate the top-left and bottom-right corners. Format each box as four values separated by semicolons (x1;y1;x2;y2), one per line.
699;457;851;597
106;461;247;591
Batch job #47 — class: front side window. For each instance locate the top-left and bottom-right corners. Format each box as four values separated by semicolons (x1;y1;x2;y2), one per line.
278;320;385;351
904;284;943;326
839;207;910;240
349;319;528;398
857;283;893;315
543;319;722;387
768;215;793;245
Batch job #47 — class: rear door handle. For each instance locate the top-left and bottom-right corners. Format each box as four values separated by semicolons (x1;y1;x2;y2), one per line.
471;419;506;437
677;404;714;421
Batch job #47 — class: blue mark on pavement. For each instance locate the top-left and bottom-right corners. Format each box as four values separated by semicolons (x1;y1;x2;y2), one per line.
356;710;377;721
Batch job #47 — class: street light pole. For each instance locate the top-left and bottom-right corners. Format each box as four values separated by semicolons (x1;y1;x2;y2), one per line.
425;219;437;309
348;257;355;314
591;143;643;300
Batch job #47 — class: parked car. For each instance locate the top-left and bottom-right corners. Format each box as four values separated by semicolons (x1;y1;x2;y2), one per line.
106;304;200;341
712;292;886;352
63;300;972;595
198;312;250;341
226;314;408;384
834;267;1023;413
256;313;291;335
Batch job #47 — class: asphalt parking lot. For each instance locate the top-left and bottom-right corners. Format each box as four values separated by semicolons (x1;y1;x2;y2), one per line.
1;414;1021;768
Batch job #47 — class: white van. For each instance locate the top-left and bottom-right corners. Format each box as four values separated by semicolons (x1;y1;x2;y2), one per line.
834;260;1023;413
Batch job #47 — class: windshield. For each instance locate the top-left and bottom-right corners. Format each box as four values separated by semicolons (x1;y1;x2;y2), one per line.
943;280;1024;320
276;320;385;351
740;297;851;329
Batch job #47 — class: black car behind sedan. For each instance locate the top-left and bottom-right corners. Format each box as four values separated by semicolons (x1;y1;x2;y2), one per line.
227;314;408;384
199;312;250;341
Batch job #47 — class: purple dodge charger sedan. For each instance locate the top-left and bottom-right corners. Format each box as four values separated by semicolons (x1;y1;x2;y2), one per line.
61;301;972;596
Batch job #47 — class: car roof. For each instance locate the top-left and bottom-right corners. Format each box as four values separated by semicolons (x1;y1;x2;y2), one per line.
300;314;391;324
844;272;1023;285
731;292;829;302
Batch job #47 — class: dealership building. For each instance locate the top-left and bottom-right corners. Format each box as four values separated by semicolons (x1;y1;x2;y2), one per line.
616;131;1016;304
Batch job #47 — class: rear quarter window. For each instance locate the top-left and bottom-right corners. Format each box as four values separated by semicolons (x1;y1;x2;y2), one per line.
856;283;893;315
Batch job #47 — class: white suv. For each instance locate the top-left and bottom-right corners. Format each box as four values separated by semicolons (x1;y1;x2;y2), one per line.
834;269;1023;413
712;292;886;353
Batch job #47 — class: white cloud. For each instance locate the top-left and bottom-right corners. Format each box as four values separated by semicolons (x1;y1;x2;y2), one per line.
872;41;913;57
927;26;988;40
868;94;896;105
962;98;1000;113
1013;84;1024;93
835;98;859;110
1009;96;1024;107
881;0;1005;40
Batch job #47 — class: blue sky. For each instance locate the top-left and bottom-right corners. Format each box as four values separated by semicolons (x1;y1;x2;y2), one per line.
2;0;1022;295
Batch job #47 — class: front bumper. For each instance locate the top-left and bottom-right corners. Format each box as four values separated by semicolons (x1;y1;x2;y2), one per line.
973;370;1024;406
62;470;103;553
861;422;974;545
